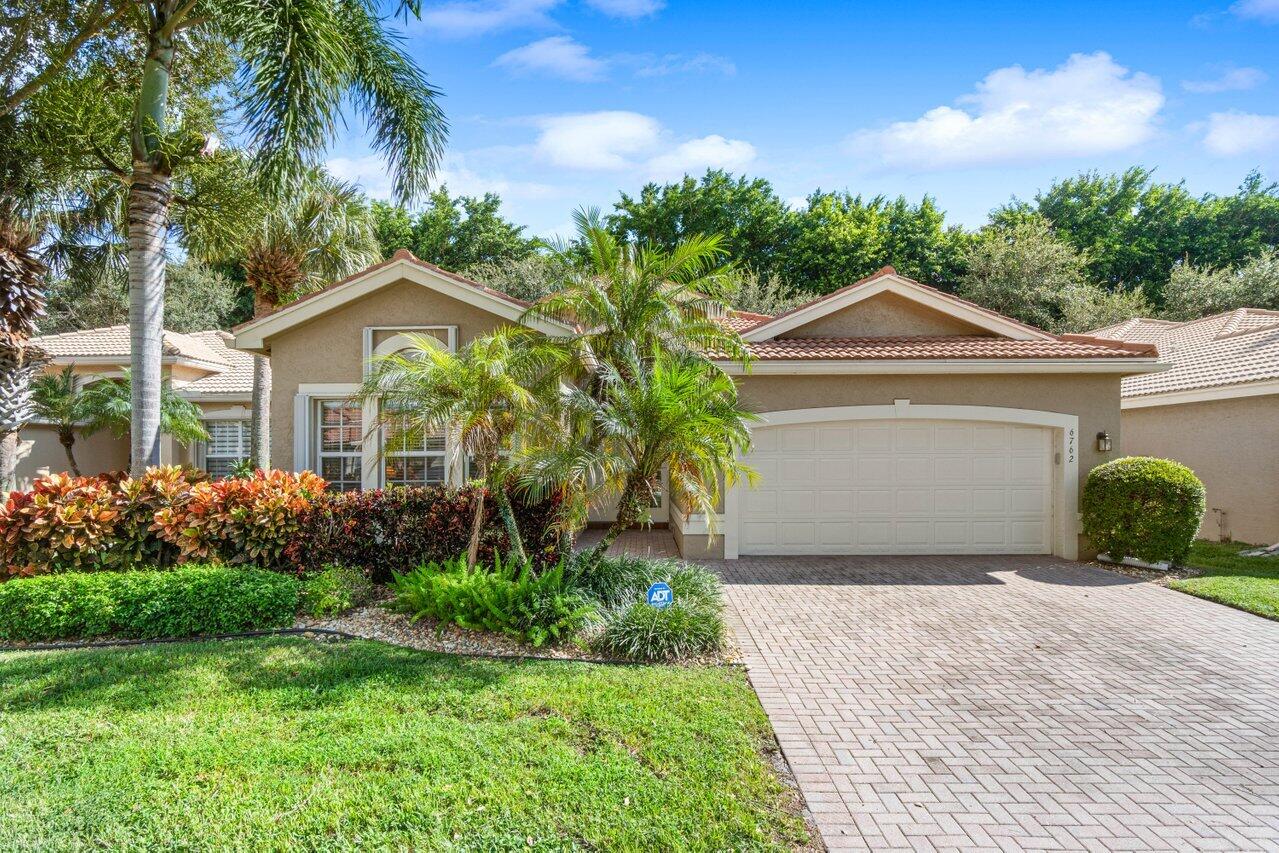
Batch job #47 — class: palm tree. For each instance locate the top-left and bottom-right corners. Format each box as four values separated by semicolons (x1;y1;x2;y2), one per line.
522;351;758;561
213;168;380;469
522;208;750;390
361;329;567;568
31;366;84;476
11;1;447;475
77;370;208;453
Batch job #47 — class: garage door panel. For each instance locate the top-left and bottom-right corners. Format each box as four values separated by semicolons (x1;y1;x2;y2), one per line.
740;418;1054;555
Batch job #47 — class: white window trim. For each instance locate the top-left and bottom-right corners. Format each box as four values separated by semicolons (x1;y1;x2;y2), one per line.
313;398;366;491
722;402;1079;561
200;416;252;477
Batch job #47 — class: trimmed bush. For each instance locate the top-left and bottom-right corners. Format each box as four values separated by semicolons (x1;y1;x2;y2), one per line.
0;565;299;642
300;564;375;618
579;554;727;661
390;553;595;647
1082;456;1206;565
288;486;562;581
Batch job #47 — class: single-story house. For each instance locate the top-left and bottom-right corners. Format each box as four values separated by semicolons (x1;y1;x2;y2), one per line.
1087;309;1279;545
229;249;1160;560
17;325;254;486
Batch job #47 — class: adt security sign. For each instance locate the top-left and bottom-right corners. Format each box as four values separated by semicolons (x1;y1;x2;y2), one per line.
646;581;673;609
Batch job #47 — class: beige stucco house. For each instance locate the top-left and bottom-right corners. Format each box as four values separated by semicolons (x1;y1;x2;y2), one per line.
230;249;1159;560
17;325;254;487
1088;309;1279;545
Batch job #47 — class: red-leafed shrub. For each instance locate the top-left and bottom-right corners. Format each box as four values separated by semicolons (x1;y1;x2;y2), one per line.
153;470;327;570
287;485;561;581
0;468;208;577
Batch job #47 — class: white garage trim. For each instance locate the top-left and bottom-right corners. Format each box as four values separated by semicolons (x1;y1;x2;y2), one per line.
723;402;1079;560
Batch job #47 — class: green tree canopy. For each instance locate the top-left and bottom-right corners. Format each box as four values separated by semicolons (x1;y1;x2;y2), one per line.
371;187;536;270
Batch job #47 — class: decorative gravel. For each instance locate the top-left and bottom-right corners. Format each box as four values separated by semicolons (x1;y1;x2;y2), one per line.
294;588;739;666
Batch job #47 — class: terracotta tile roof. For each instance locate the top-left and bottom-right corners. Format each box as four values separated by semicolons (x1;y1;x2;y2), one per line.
233;248;531;331
182;331;254;396
716;335;1157;361
1088;309;1279;397
32;325;228;367
720;311;772;332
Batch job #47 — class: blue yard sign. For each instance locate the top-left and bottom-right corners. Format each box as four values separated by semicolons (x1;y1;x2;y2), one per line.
646;581;673;609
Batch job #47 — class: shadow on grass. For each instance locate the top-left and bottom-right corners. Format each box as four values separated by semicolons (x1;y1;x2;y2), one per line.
0;637;549;714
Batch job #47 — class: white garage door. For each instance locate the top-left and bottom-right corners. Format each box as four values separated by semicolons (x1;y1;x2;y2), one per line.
739;419;1054;555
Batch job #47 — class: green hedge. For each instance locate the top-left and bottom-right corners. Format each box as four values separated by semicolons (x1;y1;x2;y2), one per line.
0;565;300;643
1081;456;1206;565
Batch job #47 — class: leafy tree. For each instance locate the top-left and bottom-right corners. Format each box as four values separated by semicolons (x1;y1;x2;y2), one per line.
361;329;566;568
32;366;207;476
523;352;757;560
371;188;536;270
728;269;809;316
608;170;797;280
783;192;969;294
1162;248;1279;321
958;216;1151;333
462;253;570;303
997;168;1279;304
42;260;245;334
22;0;447;475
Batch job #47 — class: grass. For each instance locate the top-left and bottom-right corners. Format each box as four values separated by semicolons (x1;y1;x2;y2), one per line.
1169;540;1279;621
0;637;807;851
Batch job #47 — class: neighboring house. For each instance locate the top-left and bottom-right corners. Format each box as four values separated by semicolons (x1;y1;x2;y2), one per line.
1087;309;1279;545
232;249;1159;560
17;326;254;487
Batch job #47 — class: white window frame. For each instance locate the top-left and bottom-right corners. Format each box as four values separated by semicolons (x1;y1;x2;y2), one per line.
201;419;251;479
380;405;448;487
314;398;365;491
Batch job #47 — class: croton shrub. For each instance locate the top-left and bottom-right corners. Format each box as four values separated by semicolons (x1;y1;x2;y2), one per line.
287;485;562;581
1;468;560;579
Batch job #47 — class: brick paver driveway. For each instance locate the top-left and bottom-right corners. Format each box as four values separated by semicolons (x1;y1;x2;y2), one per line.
713;554;1279;851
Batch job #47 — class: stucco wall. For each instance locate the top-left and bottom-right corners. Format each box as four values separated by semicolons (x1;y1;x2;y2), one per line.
15;425;130;487
265;278;512;471
779;292;990;339
1122;395;1279;545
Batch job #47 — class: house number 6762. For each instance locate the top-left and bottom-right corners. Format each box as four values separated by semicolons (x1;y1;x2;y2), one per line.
1067;428;1076;464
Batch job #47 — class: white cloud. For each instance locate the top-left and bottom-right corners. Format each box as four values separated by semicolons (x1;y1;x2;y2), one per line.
583;0;665;17
532;111;756;177
1231;0;1279;22
1182;66;1268;93
848;52;1164;171
493;36;607;81
1202;111;1279;155
417;0;560;37
633;52;736;78
646;135;757;179
534;111;663;169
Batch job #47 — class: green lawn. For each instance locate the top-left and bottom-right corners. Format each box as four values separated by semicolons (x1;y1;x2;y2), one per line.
1170;541;1279;621
0;637;807;851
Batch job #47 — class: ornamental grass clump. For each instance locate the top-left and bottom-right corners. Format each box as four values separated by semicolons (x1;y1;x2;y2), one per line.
1082;456;1206;565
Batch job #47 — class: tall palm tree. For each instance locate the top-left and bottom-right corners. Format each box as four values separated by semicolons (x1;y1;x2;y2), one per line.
11;1;447;475
522;208;750;390
361;329;567;568
523;351;758;561
229;168;380;469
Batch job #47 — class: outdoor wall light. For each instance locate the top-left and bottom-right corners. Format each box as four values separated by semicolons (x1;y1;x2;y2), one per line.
1096;431;1112;452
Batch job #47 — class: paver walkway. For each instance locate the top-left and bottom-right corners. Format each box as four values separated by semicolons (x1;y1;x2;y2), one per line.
705;553;1279;851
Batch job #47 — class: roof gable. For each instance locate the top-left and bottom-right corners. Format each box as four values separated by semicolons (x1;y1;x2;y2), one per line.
233;249;573;352
744;267;1056;343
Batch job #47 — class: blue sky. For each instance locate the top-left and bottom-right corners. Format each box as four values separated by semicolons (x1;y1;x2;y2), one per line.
326;0;1279;238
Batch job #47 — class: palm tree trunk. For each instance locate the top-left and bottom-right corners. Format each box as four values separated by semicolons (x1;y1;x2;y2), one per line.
466;487;486;570
59;428;80;477
0;430;18;493
250;354;271;469
126;22;174;476
491;484;526;563
127;163;170;474
591;473;647;561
